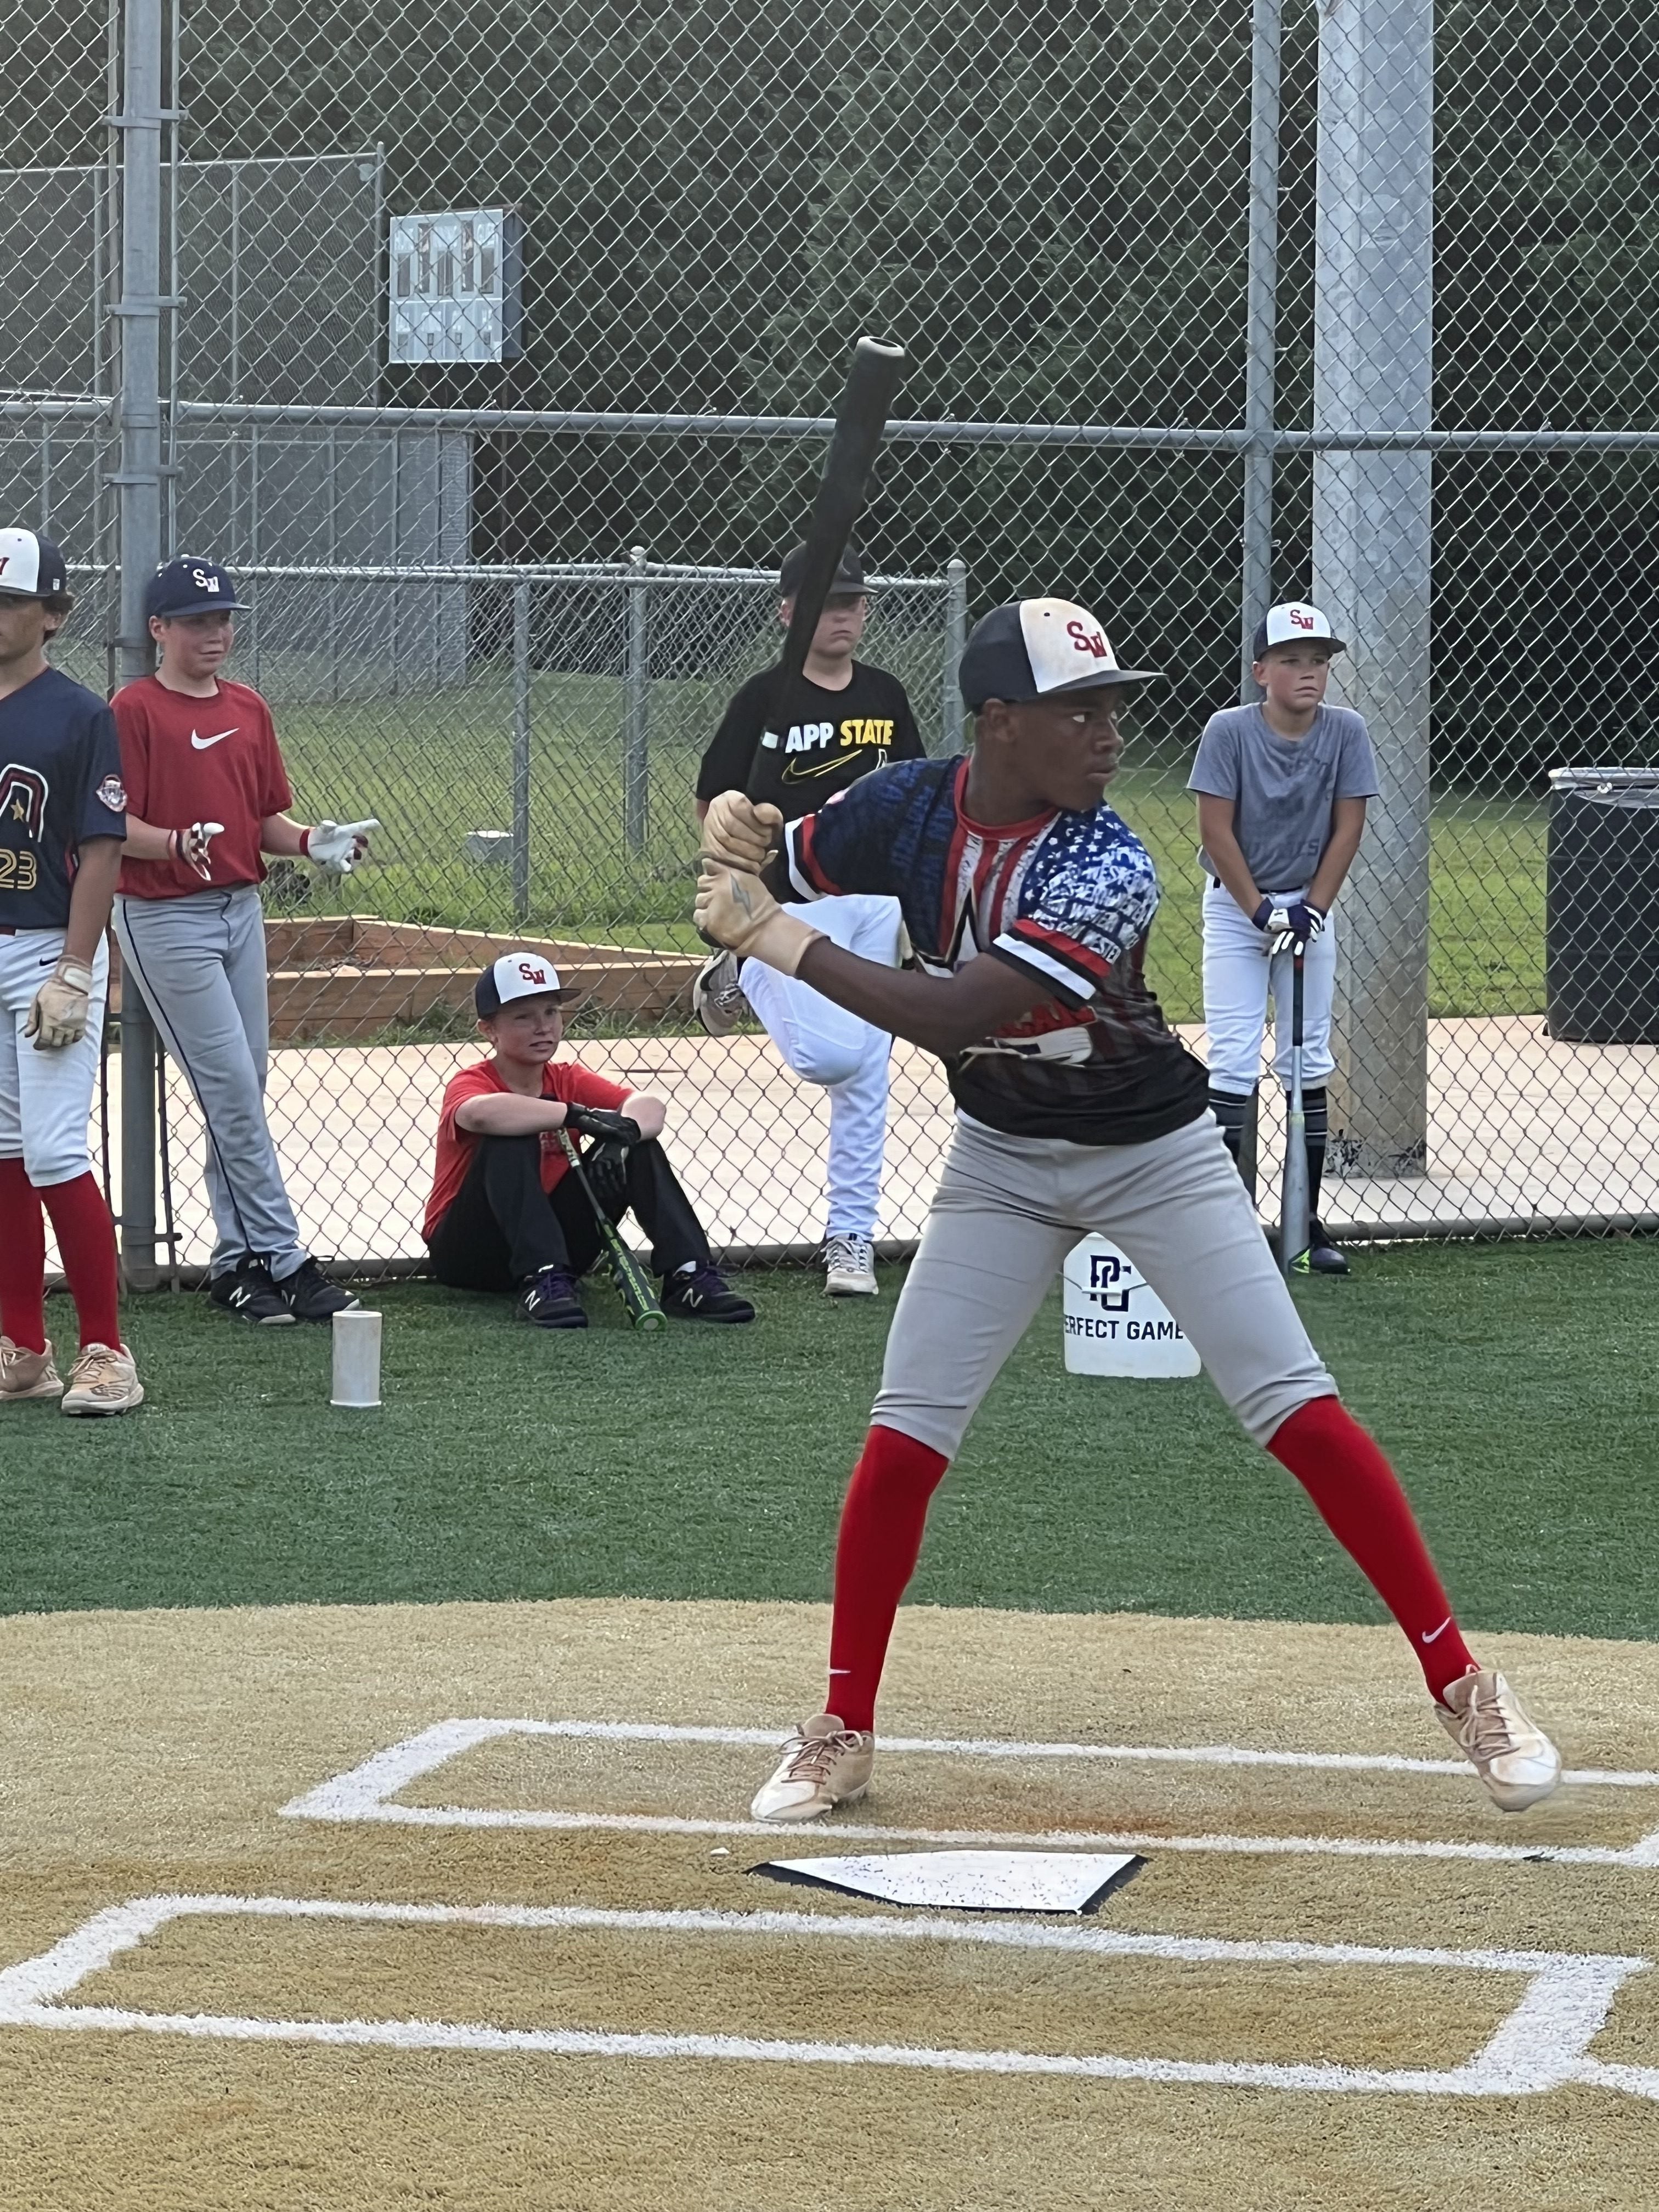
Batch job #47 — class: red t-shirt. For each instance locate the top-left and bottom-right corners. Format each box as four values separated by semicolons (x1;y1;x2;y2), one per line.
424;1057;633;1242
113;674;294;899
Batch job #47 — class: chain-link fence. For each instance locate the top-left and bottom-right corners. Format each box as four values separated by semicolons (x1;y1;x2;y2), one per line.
4;0;1659;1278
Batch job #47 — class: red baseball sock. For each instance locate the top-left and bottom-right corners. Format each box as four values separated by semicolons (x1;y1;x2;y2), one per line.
0;1158;48;1353
40;1172;121;1353
825;1424;951;1733
1268;1395;1476;1700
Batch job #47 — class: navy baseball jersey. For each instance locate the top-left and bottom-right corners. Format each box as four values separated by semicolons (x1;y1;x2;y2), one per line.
785;756;1209;1144
0;668;126;928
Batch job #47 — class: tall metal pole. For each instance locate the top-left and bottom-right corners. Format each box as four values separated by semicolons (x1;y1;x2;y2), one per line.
114;0;167;1288
942;556;968;753
1311;0;1434;1178
511;577;531;922
623;544;648;851
1240;0;1282;703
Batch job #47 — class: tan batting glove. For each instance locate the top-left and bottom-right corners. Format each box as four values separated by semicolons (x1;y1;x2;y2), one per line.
694;861;822;977
25;955;94;1052
701;791;783;873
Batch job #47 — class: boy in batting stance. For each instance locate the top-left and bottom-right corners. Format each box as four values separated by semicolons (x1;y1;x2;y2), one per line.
0;528;143;1416
696;595;1560;1822
693;545;925;1297
113;556;377;1323
1189;601;1378;1273
425;951;754;1327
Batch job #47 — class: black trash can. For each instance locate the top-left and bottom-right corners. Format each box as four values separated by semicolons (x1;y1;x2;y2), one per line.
1545;768;1659;1043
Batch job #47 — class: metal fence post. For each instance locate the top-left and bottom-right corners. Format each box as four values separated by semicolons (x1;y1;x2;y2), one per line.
1240;0;1281;703
942;556;968;753
624;544;648;850
1311;0;1434;1178
114;0;167;1289
511;575;531;921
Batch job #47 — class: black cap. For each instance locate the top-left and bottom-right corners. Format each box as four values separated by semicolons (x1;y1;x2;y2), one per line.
779;543;867;600
0;527;70;601
145;556;250;622
958;598;1159;712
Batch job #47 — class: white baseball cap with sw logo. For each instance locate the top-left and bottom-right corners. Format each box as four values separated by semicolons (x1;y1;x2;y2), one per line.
474;950;577;1017
1252;601;1347;657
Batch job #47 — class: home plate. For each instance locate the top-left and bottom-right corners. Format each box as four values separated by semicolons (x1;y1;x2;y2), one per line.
751;1848;1146;1914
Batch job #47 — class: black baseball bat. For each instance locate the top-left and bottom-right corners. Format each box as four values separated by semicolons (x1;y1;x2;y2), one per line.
555;1131;665;1330
746;335;906;798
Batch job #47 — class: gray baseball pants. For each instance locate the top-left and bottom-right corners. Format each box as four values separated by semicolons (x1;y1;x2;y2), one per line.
872;1108;1335;1456
114;885;307;1282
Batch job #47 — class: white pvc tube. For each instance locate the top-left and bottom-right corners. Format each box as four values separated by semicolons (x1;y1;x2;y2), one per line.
331;1308;382;1408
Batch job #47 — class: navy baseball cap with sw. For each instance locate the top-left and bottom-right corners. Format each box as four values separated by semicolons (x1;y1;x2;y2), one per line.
145;556;250;622
958;597;1159;712
779;543;867;600
0;527;70;601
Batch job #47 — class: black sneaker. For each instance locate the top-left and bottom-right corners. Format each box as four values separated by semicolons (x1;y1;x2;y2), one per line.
1306;1219;1351;1276
661;1262;755;1323
208;1255;295;1325
277;1256;362;1322
520;1266;587;1329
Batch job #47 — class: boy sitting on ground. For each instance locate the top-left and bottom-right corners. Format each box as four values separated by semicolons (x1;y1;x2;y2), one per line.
424;952;754;1327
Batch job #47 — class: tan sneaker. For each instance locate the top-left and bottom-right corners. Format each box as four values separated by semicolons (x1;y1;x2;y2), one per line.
1436;1669;1561;1812
751;1713;875;1822
0;1335;63;1402
60;1341;144;1418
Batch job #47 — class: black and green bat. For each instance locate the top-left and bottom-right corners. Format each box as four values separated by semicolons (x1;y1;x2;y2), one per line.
556;1130;665;1330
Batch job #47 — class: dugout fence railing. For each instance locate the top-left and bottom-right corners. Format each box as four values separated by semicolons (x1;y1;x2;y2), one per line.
4;0;1659;1278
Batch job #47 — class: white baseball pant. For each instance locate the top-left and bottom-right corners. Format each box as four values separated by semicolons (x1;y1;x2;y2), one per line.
737;890;902;1242
1201;881;1338;1094
0;928;109;1185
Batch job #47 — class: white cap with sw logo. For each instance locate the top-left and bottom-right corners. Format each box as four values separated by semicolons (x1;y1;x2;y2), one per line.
474;951;574;1016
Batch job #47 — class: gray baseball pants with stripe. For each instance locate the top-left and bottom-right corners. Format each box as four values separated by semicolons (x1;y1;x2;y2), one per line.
114;885;308;1282
872;1108;1335;1456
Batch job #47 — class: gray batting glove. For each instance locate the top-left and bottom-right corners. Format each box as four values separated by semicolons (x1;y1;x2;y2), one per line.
25;955;94;1051
305;818;380;876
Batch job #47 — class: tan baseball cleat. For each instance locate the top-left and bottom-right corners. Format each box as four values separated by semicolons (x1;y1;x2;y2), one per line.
0;1335;63;1402
60;1341;144;1418
1436;1668;1561;1812
751;1713;876;1822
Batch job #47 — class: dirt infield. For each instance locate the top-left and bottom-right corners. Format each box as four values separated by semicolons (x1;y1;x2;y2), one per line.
4;1597;1659;2210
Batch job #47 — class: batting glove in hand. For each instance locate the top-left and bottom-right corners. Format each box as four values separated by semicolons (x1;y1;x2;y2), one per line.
563;1105;643;1147
580;1136;632;1214
167;820;224;882
695;861;823;977
25;954;94;1051
1268;901;1327;955
700;790;782;874
304;818;380;876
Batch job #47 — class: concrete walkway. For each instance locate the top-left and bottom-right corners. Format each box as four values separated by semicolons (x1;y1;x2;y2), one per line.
95;1013;1659;1274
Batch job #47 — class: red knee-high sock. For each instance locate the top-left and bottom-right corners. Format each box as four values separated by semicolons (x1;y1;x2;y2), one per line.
40;1172;121;1353
825;1424;951;1733
1268;1395;1476;1700
0;1158;48;1353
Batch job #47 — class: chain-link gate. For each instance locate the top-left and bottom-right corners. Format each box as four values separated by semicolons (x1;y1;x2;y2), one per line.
3;0;1658;1277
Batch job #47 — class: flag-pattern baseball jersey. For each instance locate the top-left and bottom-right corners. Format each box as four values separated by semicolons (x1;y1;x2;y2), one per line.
0;668;127;929
112;674;292;899
785;756;1208;1144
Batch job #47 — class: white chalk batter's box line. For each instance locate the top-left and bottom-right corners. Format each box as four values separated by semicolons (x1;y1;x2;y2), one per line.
2;1891;1656;2101
280;1717;1659;1870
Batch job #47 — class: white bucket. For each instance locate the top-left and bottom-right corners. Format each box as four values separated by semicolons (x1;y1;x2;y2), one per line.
1062;1237;1200;1379
331;1308;383;1407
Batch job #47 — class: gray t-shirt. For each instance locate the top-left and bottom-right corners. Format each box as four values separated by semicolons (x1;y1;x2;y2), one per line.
1187;702;1379;891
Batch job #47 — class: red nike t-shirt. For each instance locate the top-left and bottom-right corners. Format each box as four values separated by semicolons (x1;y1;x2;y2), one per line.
112;674;294;899
424;1057;632;1242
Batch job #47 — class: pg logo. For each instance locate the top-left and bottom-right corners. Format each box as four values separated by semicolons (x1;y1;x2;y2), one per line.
1065;619;1109;661
1086;1251;1132;1312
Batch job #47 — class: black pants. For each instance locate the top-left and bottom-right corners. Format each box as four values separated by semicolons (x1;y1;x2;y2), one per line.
426;1135;712;1291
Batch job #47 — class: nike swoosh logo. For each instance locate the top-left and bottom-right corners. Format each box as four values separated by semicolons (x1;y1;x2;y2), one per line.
190;727;238;750
1421;1616;1453;1644
782;754;866;781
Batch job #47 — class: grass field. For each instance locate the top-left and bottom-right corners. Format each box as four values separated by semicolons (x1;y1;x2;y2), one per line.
257;670;1549;1025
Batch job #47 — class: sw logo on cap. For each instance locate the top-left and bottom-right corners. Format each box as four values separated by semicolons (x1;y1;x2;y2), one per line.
517;961;550;986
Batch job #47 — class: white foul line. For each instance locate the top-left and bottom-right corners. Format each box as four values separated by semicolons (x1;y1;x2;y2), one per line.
0;1892;1652;2100
279;1717;1659;1870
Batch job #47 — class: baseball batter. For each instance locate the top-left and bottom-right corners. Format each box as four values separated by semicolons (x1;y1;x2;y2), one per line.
1189;601;1378;1273
695;595;1560;1823
113;556;377;1323
693;545;925;1297
0;528;142;1416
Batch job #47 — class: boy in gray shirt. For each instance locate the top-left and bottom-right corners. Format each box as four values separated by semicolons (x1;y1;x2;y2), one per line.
1187;601;1379;1272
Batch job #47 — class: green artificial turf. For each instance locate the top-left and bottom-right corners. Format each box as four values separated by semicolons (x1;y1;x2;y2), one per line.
2;1240;1654;1640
